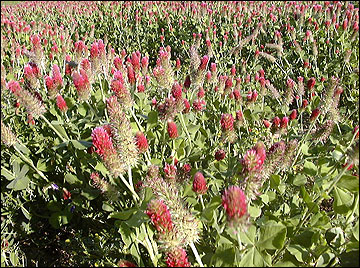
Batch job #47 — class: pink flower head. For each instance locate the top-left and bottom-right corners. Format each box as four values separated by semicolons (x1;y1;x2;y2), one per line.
171;82;183;100
225;77;233;90
91;127;115;157
117;260;137;267
192;99;206;111
290;109;297;120
199;55;209;70
146;199;173;234
183;98;190;113
175;58;181;70
167;120;178;139
263;119;271;128
197;87;205;98
253;141;266;165
72;69;90;101
166;247;191;267
272;116;281;128
220;114;234;131
242;149;263;172
222;185;247;224
192;171;207;195
56;95;68;112
135;131;148;153
164;163;177;180
280;116;289;129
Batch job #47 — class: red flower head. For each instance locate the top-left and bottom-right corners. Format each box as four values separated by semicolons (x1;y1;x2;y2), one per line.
91;127;115;157
310;108;321;121
302;99;309;108
192;171;207;194
272;116;281;128
253;141;266;165
135;131;148;153
167;120;178;139
184;75;191;89
164;163;177;180
183;98;190;113
222;185;247;224
220;113;234;131
199;55;209;70
215;149;226;161
56;95;68;112
197;87;205;98
193;99;206;111
166;247;191;267
117;260;137;267
307;77;316;91
263;119;271;128
171;82;182;100
175;58;181;70
146;199;173;234
290;109;297;120
280;116;289;129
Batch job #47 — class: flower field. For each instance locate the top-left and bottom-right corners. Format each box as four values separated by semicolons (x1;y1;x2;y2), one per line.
1;1;359;267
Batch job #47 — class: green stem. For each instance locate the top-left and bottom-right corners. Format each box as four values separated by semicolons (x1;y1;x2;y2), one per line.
13;146;49;182
236;229;243;251
179;112;193;154
119;174;140;202
343;192;359;228
86;101;101;121
199;195;205;210
131;108;145;132
292;118;318;167
189;242;204;267
98;74;109;121
40;115;68;143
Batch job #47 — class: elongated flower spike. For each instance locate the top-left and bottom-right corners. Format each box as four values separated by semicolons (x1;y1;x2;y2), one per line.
1;121;17;147
222;185;249;230
7;80;46;117
192;171;208;195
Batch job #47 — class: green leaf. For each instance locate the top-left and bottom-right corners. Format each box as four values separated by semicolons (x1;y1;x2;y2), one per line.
147;110;158;126
317;252;336;267
49;212;61;229
1;167;15;181
239;246;266;267
353;221;359;241
300;143;310;156
47;200;62;212
65;173;82;185
249;205;261;218
202;195;221;222
293;174;307;186
339;250;359;267
95;162;108;176
325;227;345;248
102;202;114;212
287;244;310;262
78;104;87;116
125;210;148;228
14;142;30;155
239;225;257;245
257;221;287;249
303;161;317;176
81;186;99;200
71;140;92;150
108;209;137;220
6;165;30;191
333;187;353;214
211;244;235;267
270;174;281;188
337;175;359;193
36;159;49;172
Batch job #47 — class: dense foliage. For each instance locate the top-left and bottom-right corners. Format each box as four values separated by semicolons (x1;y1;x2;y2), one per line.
1;1;359;267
